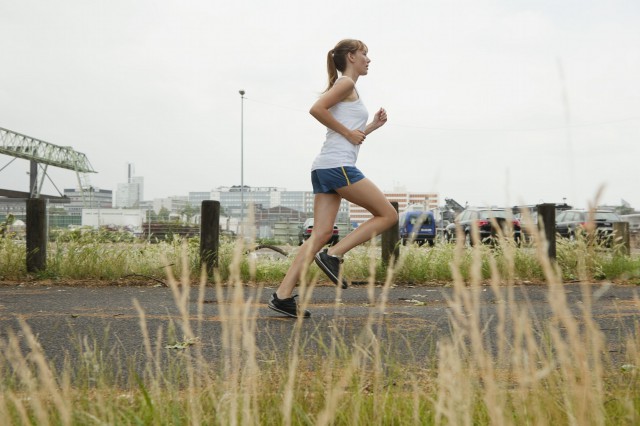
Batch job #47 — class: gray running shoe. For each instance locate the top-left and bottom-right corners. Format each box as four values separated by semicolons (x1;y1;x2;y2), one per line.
314;249;348;289
267;293;311;318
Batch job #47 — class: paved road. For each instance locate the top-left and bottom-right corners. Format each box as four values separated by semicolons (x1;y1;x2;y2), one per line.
0;282;638;380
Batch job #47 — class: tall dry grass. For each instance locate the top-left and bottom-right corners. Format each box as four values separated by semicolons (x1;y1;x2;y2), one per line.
433;221;623;425
0;223;639;424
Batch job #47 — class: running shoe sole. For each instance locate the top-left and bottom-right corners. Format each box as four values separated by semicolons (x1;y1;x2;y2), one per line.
267;301;298;318
314;252;349;289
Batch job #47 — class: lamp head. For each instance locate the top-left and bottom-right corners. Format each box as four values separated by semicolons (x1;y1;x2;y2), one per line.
239;90;245;96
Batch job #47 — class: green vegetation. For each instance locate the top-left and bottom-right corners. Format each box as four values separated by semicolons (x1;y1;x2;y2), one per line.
2;228;639;284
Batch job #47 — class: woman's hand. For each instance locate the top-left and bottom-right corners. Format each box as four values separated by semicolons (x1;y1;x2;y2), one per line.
372;108;387;128
347;129;366;145
365;108;388;135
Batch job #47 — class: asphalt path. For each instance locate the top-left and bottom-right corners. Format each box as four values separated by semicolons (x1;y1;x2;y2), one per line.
0;282;638;382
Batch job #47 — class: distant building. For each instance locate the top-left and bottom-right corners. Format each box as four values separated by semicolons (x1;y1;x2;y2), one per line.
152;195;189;215
188;191;211;206
254;205;310;239
212;185;350;223
115;182;141;208
213;186;286;217
0;198;28;219
115;163;144;208
349;190;439;227
133;185;439;239
138;200;154;213
82;208;145;229
63;187;112;216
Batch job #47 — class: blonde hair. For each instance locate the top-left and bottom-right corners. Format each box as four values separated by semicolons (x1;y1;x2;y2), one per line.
324;39;368;92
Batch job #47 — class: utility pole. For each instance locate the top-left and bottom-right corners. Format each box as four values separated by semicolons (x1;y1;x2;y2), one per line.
239;89;245;235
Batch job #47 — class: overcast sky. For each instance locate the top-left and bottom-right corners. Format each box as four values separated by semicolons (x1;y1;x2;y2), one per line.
1;0;639;209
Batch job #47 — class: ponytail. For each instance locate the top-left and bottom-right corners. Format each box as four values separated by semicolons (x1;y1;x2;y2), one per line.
323;39;367;93
325;49;338;93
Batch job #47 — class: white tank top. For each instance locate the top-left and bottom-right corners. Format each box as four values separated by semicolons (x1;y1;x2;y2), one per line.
311;87;369;171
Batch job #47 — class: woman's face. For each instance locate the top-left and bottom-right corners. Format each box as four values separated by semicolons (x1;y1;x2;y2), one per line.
351;49;370;75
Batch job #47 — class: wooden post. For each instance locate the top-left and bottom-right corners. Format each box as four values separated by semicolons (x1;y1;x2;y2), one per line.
381;202;400;266
26;198;47;272
30;160;38;197
536;203;556;260
613;222;630;255
200;200;220;275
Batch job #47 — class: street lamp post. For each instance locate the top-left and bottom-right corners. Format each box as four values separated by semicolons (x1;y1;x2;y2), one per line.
239;89;245;234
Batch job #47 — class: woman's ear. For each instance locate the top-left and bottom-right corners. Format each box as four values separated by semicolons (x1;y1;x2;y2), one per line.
347;51;355;63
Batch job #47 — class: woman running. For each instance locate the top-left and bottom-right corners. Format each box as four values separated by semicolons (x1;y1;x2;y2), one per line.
268;39;397;318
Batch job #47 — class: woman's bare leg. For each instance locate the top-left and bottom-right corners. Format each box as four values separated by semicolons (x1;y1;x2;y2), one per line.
275;193;342;299
327;178;398;257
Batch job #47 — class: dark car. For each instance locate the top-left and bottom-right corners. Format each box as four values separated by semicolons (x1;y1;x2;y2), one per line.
399;210;436;246
298;218;339;246
555;210;622;242
444;207;521;246
513;203;572;242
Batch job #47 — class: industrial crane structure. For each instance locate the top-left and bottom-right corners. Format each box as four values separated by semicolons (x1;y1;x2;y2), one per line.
0;126;96;205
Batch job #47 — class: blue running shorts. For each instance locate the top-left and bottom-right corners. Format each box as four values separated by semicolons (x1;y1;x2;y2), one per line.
311;166;366;194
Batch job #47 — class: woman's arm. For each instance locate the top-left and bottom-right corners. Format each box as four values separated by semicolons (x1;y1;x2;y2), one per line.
309;78;367;145
364;107;388;135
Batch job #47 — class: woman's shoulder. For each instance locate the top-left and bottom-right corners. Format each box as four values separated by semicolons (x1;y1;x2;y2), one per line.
330;77;357;101
334;76;355;87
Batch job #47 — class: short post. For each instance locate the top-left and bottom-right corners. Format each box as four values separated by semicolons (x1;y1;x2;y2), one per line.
613;222;630;255
30;160;38;197
381;202;400;266
536;203;556;260
200;200;220;275
26;198;47;272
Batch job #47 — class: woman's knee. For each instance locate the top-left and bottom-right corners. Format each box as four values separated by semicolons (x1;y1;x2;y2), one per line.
309;228;334;245
383;205;399;227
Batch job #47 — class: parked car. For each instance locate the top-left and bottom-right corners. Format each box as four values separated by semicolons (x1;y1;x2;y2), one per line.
444;207;521;246
513;203;572;242
399;210;436;246
620;214;640;234
555;209;622;242
298;218;339;245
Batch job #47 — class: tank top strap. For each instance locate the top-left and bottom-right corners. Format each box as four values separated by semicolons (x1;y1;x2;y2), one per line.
335;76;359;100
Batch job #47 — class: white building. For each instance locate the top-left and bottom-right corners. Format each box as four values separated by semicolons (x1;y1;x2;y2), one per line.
349;189;439;227
152;195;189;215
115;163;144;208
82;208;144;229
